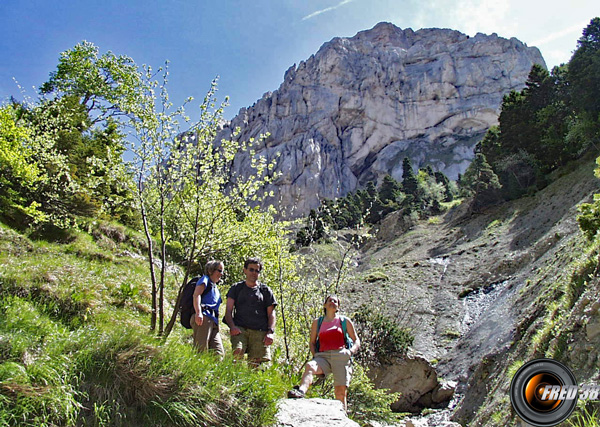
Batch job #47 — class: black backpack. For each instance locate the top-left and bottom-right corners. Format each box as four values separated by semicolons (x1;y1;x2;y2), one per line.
179;276;207;329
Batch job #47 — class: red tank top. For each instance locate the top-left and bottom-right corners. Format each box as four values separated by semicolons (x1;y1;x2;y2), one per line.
318;317;345;351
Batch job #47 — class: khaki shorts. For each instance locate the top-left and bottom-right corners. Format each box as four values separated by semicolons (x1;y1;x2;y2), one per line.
312;350;353;387
230;326;271;362
190;314;224;356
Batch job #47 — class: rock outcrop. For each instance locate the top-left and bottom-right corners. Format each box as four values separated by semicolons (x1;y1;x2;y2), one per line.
276;398;359;427
368;356;456;413
216;22;545;217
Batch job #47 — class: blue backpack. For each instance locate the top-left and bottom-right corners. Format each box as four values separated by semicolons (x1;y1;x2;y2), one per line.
315;315;354;352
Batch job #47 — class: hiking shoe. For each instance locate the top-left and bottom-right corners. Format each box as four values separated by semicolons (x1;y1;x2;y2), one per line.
287;386;305;398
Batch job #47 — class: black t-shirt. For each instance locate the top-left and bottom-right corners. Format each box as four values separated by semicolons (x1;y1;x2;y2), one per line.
226;281;277;331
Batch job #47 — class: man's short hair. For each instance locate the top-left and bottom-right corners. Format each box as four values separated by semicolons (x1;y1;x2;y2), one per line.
244;257;262;271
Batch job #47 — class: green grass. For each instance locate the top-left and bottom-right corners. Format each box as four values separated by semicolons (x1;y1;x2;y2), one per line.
0;223;293;426
569;405;600;427
0;293;290;426
0;220;405;426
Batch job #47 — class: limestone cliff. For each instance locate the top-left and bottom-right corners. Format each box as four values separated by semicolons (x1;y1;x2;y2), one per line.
216;22;545;217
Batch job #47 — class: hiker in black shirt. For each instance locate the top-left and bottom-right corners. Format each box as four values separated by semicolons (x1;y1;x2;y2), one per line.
224;257;277;364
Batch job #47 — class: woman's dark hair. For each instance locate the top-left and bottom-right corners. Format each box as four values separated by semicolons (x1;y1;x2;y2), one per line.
323;294;340;316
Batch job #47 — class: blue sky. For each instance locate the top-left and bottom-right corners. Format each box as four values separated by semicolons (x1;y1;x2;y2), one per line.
1;0;597;120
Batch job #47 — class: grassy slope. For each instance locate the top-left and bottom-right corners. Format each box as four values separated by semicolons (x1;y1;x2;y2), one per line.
0;224;289;427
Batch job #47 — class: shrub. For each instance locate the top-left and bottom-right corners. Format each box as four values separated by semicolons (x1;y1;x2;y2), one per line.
348;364;401;425
578;193;600;240
352;304;414;366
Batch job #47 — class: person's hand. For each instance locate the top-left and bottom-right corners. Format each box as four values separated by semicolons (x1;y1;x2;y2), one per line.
264;333;274;346
195;313;203;326
230;326;241;336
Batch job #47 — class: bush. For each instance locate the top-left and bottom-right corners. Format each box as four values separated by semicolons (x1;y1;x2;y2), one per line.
578;193;600;240
348;364;401;425
352;304;414;366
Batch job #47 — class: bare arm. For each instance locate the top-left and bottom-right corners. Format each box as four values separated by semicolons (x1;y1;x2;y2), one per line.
225;297;241;335
309;319;319;356
264;305;276;345
193;284;205;326
346;318;360;355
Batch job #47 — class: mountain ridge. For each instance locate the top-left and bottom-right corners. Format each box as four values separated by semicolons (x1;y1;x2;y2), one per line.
213;22;545;218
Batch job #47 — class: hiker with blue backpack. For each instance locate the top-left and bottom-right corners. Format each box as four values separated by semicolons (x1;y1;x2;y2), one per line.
287;295;360;411
190;260;225;356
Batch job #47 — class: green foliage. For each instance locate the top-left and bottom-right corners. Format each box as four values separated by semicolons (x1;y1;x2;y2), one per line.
578;193;600;240
569;18;600;122
476;18;600;206
347;364;402;425
402;157;419;199
0;42;140;230
578;157;600;240
0;105;46;227
40;41;146;122
459;152;502;211
295;166;457;247
295;209;328;246
352;304;414;366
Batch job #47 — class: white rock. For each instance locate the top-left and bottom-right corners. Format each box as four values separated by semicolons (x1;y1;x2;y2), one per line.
209;22;545;217
276;398;360;427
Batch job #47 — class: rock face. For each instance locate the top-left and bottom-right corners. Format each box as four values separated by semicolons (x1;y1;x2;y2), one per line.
276;398;360;427
368;356;456;413
217;22;545;217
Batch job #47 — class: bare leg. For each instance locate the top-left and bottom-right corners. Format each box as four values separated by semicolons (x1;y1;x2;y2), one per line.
299;361;323;393
334;385;348;411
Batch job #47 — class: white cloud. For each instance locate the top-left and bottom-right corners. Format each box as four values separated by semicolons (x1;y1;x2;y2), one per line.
530;22;586;46
302;0;357;21
451;0;514;36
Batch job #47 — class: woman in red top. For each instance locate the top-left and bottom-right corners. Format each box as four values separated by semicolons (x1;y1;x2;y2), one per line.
288;295;360;410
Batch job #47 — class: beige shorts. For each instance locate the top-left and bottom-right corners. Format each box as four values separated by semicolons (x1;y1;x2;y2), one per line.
312;349;353;387
230;326;271;361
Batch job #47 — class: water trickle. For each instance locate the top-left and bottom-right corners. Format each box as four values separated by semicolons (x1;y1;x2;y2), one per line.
460;281;510;335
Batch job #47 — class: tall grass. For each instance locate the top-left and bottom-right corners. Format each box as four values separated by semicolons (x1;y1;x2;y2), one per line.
568;406;600;427
0;224;292;426
0;295;289;426
0;221;401;426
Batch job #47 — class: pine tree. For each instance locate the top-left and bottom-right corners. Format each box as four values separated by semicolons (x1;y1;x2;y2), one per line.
401;157;418;197
460;153;502;212
379;175;401;204
569;18;600;119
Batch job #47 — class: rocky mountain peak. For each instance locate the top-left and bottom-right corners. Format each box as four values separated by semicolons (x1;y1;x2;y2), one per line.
216;22;545;217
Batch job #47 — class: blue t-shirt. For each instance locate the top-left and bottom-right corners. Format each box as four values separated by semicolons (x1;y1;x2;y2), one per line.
196;275;222;324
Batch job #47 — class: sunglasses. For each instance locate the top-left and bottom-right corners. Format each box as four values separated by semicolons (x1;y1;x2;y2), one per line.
216;269;223;273
247;267;261;273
